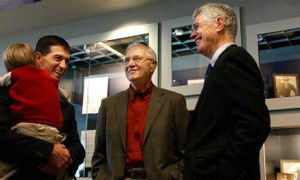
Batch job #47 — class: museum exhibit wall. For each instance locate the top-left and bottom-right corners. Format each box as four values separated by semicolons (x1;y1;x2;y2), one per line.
1;0;300;179
0;0;299;107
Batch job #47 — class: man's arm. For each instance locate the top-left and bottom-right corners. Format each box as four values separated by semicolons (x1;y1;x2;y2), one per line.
220;49;270;161
38;144;73;174
0;86;53;166
174;94;190;156
174;94;190;179
60;100;85;176
91;99;107;179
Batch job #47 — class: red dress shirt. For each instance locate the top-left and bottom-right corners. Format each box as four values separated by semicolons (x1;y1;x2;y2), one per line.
126;83;153;166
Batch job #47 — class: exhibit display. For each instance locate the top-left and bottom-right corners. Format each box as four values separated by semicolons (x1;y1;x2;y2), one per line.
258;27;300;99
246;17;300;111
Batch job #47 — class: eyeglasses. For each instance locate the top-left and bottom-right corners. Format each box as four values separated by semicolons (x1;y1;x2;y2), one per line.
123;56;154;65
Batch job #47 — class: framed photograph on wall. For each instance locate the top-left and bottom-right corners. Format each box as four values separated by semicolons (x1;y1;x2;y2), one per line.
277;172;295;180
280;159;300;180
273;74;298;98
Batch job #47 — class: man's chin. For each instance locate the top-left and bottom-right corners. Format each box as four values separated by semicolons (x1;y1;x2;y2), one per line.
50;73;62;80
196;47;203;53
127;76;140;82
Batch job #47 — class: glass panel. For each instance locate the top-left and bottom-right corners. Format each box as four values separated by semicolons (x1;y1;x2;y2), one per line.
171;25;209;86
265;128;300;180
258;27;300;99
0;0;41;11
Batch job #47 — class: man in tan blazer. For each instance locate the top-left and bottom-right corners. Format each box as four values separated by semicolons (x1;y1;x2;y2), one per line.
92;42;190;180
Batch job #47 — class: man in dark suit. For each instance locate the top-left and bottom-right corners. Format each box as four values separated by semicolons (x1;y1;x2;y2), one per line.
92;43;190;180
184;3;270;180
0;35;85;179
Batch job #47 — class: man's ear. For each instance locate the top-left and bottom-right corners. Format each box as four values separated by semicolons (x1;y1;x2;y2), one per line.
215;16;225;32
35;52;43;67
149;61;157;73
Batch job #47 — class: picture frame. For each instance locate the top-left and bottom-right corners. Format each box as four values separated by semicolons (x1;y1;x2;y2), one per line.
273;74;298;98
277;172;295;180
280;159;300;180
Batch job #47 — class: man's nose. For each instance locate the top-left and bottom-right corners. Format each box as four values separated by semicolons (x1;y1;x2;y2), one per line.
126;59;137;66
59;60;68;69
190;30;196;39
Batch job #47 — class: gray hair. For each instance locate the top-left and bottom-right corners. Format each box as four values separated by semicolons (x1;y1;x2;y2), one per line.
126;42;157;62
193;3;237;38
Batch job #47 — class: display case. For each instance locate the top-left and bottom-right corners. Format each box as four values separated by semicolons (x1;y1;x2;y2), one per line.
246;16;300;180
265;128;300;180
246;17;300;111
59;23;158;177
258;28;300;100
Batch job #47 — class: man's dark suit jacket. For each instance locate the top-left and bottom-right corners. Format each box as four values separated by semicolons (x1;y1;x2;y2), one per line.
92;86;190;180
185;45;270;180
0;86;85;180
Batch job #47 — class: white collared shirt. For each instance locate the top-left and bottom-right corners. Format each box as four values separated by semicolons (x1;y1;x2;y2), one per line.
210;42;235;67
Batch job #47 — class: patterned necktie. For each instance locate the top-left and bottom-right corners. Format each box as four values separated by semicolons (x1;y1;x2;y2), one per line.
204;63;212;80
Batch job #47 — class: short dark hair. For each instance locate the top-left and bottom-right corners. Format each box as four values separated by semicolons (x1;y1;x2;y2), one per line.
35;35;70;55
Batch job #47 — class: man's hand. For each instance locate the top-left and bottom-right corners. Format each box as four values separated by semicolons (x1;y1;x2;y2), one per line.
38;144;73;174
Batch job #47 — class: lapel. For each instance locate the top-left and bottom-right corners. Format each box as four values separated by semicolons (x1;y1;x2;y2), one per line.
194;45;236;111
142;86;164;145
115;90;129;150
194;69;211;112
